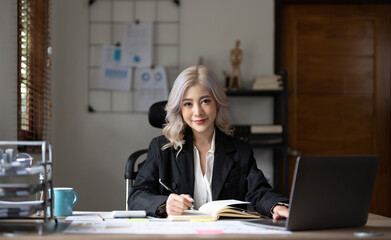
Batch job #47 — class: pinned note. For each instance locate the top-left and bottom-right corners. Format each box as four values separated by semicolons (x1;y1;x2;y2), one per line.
99;45;132;91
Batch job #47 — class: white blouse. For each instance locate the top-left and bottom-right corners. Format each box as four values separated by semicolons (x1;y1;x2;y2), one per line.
192;130;215;209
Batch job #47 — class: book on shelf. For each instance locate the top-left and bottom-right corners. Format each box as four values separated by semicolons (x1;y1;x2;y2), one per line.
252;75;282;90
167;199;261;221
251;138;283;145
250;125;283;134
233;125;283;136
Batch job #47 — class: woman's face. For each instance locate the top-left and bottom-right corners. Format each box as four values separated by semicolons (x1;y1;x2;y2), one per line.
181;83;217;137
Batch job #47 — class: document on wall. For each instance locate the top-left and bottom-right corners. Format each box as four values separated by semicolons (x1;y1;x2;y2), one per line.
99;45;132;91
122;22;153;67
134;67;168;112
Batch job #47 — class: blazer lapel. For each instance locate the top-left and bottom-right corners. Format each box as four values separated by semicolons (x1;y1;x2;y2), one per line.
175;128;195;196
211;129;236;200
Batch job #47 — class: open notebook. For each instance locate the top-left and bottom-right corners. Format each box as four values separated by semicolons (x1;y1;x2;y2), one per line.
167;199;261;221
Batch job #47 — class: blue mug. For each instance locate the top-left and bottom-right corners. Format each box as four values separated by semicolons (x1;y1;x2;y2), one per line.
53;187;78;216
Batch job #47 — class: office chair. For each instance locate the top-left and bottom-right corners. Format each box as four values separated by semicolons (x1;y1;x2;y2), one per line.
125;100;167;210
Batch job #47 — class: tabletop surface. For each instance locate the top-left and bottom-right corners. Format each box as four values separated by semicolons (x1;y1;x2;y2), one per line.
1;213;390;239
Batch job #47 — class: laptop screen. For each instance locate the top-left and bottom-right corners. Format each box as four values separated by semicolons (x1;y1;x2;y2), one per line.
286;155;378;231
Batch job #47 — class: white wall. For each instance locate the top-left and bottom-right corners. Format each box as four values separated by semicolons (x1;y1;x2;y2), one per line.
0;0;17;140
180;0;275;79
0;0;275;211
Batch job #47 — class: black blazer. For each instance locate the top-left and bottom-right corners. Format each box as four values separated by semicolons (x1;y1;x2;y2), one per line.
128;127;288;217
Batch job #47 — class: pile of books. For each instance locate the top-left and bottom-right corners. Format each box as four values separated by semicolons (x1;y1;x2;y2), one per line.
252;75;282;90
250;125;283;134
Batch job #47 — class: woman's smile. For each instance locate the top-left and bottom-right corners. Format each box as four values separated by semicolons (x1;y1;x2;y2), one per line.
193;119;207;124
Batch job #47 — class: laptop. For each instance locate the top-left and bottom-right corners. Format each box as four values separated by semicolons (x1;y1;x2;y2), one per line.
244;155;379;231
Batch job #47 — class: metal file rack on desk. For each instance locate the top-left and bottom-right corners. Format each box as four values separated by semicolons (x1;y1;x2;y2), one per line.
0;141;57;228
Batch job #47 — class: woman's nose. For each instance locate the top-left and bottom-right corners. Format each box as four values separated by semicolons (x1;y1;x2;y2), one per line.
193;104;204;115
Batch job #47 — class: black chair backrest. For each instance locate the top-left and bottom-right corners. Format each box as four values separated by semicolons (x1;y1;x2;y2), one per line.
148;101;168;128
125;101;168;210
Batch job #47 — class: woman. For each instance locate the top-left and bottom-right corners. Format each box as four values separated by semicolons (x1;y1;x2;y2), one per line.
128;65;289;220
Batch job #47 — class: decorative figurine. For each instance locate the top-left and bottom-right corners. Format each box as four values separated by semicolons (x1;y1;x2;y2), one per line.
229;40;242;90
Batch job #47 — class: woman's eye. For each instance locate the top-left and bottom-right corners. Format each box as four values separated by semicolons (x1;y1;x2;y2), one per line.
183;102;192;107
202;99;211;104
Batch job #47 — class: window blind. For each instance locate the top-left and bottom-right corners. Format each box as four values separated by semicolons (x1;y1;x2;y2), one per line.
17;0;51;145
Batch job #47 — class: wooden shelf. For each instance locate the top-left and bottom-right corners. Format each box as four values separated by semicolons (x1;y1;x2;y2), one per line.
227;71;289;196
225;89;283;96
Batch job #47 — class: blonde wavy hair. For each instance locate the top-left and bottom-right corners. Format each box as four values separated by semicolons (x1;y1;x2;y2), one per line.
162;65;233;154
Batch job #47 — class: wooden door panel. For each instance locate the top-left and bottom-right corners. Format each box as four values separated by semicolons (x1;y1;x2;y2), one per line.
293;4;379;17
299;37;374;56
298;96;373;117
281;4;391;217
298;56;374;76
298;18;374;39
298;118;373;141
298;76;374;95
298;137;373;155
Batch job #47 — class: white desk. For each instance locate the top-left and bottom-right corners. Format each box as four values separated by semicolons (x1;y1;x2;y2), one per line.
1;213;390;239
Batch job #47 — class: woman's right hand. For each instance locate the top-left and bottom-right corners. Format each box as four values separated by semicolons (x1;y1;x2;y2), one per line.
166;193;194;215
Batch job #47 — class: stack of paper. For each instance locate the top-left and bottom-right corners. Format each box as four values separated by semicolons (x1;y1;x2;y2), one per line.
250;125;283;134
252;75;282;90
0;200;43;218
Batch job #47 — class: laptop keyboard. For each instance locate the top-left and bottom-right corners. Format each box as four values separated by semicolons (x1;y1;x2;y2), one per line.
242;218;287;229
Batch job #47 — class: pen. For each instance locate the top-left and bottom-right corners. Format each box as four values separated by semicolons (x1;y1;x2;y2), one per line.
158;178;194;210
159;178;177;194
97;214;105;221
